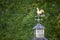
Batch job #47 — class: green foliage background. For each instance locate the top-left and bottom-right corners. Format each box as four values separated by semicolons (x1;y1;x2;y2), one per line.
0;0;60;40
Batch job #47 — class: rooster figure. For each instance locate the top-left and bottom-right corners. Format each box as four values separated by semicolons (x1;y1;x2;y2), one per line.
36;8;44;15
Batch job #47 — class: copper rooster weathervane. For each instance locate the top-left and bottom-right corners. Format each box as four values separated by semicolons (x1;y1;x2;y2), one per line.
35;8;45;23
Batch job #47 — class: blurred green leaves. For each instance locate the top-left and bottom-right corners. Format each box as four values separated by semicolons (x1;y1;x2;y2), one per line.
0;0;60;40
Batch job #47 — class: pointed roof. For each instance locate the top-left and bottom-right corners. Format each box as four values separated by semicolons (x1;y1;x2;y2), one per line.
33;23;44;29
